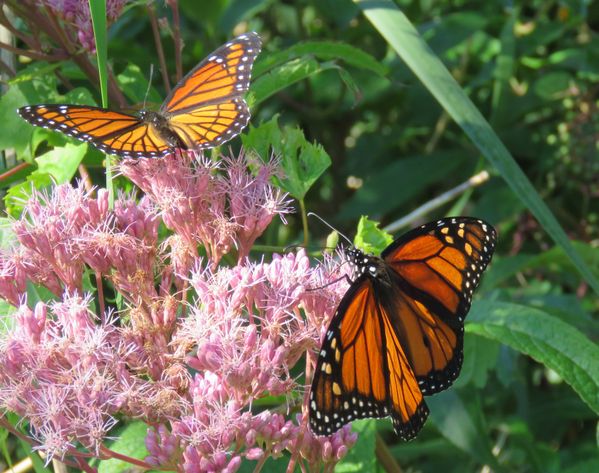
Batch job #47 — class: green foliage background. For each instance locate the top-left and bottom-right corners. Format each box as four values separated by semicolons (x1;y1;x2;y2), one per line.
0;0;598;471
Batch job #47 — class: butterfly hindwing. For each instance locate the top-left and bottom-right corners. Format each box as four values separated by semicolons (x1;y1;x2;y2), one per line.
309;277;429;441
166;97;249;150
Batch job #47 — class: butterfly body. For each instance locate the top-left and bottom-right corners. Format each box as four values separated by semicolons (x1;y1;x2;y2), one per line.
18;32;261;158
309;217;496;440
136;109;186;149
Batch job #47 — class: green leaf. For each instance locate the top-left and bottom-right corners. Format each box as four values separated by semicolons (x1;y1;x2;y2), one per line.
335;419;376;472
0;218;16;250
250;56;327;107
98;421;149;473
0;81;39;156
88;0;108;108
26;281;58;307
242;116;331;200
353;216;393;255
533;71;572;100
467;300;599;414
482;240;599;291
563;459;599;473
455;334;500;389
16;438;51;473
237;455;288;473
4;171;53;218
0;425;11;469
116;64;162;105
353;0;599;296
428;390;500;469
254;41;388;78
0;299;17;335
220;0;274;32
35;143;88;184
490;10;516;127
250;40;386;107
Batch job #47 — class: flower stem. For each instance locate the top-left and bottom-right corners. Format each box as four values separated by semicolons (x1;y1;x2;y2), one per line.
299;198;309;247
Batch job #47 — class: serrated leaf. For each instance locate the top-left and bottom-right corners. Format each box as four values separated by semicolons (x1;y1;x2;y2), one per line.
243;117;331;199
467;300;599;414
353;216;393;255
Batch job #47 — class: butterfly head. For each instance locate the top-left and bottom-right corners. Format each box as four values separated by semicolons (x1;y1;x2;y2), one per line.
344;247;387;281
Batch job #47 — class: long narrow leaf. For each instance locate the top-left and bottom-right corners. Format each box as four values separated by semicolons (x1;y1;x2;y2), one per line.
353;0;599;295
88;0;108;107
88;0;114;206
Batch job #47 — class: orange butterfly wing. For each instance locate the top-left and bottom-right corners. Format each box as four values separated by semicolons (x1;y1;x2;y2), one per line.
17;105;171;157
381;218;496;395
162;32;261;150
309;278;429;441
309;217;496;439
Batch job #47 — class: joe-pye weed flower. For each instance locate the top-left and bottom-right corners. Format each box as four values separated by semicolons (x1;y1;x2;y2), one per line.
0;150;357;472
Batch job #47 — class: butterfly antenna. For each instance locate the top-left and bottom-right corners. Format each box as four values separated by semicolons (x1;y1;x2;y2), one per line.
142;64;155;110
307;212;353;246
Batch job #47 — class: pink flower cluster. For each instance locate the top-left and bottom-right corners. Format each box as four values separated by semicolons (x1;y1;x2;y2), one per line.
0;151;357;472
43;0;129;52
119;152;291;267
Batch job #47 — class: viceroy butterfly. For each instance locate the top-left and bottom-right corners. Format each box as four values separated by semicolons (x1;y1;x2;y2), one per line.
17;32;261;158
309;217;496;440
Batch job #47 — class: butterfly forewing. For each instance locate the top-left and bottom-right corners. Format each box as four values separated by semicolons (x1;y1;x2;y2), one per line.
162;32;261;114
309;217;496;439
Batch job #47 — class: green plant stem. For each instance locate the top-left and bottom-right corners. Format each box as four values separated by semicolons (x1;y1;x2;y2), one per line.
375;432;403;473
299;198;309;247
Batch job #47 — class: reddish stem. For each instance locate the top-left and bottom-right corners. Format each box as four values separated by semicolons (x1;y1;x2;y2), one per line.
99;445;156;470
168;0;183;82
147;3;171;94
0;162;32;183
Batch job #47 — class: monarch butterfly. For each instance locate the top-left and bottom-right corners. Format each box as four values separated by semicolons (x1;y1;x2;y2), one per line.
17;32;261;158
309;217;496;440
